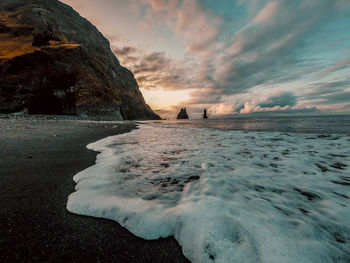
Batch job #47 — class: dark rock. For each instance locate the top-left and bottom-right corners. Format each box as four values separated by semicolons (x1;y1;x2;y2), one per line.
298;208;310;215
294;187;321;201
10;108;28;116
315;163;329;172
176;108;188;119
330;162;347;170
185;175;200;182
0;0;160;120
32;34;59;47
203;108;208;119
332;180;350;186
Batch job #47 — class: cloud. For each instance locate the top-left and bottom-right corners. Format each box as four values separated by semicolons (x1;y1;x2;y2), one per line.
139;0;222;54
248;106;319;115
238;103;318;115
133;52;171;74
319;57;350;77
202;91;315;116
252;1;279;24
208;102;318;116
212;1;341;96
238;92;299;114
298;78;350;112
112;44;198;91
325;91;350;103
208;104;236;116
303;80;350;97
148;0;167;11
312;91;350;105
113;45;138;56
259;92;297;108
317;101;350;113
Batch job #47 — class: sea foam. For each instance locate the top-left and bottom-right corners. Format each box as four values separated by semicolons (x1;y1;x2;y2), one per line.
67;123;350;262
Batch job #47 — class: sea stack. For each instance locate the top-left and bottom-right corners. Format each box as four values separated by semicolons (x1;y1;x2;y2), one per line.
203;109;208;119
177;108;189;119
0;0;160;120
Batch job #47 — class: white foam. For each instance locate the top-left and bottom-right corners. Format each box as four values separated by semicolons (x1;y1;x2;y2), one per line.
67;123;350;262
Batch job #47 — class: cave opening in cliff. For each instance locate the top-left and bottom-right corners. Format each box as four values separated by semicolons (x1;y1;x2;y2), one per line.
28;91;76;115
27;71;78;115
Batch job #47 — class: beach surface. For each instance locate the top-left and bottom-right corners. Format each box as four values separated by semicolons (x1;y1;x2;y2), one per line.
0;115;188;263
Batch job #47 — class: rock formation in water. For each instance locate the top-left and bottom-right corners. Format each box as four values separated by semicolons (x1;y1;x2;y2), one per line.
177;108;189;119
203;109;208;119
0;0;160;120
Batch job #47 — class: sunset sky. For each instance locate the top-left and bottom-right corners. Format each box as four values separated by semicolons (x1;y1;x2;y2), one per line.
61;0;350;119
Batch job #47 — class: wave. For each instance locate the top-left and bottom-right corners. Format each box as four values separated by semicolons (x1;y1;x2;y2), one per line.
67;123;350;262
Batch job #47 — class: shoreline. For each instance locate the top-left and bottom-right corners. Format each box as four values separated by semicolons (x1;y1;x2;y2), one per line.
0;115;188;263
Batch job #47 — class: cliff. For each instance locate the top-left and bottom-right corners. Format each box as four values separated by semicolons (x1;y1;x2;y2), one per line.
0;0;160;120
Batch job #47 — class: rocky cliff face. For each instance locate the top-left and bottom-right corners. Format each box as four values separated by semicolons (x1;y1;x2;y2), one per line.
0;0;160;120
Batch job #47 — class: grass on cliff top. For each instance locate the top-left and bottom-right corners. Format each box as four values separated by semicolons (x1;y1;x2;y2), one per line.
0;34;80;60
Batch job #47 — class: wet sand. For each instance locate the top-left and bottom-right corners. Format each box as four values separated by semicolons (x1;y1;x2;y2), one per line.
0;115;188;263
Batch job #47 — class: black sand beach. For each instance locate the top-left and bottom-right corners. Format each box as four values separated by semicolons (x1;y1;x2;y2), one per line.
0;115;188;263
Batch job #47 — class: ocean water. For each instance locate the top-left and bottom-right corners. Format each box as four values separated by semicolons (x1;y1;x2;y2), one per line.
67;116;350;263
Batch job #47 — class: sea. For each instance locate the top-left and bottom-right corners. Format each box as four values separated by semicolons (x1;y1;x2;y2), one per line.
67;115;350;263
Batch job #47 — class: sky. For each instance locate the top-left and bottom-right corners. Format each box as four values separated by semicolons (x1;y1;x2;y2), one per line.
60;0;350;119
